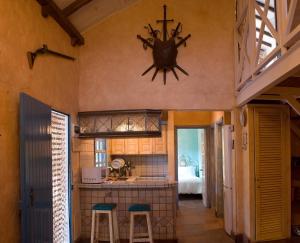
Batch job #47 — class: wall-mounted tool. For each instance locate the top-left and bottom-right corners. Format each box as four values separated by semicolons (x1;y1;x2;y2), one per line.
27;44;75;69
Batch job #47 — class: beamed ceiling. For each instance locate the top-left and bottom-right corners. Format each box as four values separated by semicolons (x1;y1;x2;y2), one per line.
54;0;138;32
37;0;139;45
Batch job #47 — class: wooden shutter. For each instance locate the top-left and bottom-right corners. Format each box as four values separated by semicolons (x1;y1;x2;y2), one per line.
254;106;290;241
20;93;53;243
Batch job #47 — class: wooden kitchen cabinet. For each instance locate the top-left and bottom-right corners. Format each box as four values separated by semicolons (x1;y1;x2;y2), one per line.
111;139;125;154
125;138;139;154
110;126;167;155
138;138;153;154
152;126;167;154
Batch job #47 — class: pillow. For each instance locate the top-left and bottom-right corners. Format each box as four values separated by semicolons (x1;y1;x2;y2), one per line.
178;166;195;177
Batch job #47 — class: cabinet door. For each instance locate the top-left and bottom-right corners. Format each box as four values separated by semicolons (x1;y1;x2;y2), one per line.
254;106;290;241
111;139;125;154
125;138;139;154
106;139;112;154
153;126;167;154
139;138;153;154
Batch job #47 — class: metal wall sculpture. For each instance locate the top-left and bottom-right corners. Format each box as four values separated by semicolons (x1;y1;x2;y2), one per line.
137;5;191;84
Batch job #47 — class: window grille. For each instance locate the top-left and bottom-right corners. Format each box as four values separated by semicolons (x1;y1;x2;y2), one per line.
95;139;108;168
51;111;70;243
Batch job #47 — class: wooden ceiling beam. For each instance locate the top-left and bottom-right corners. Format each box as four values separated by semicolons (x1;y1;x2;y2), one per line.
63;0;93;17
256;27;273;38
256;94;282;100
282;95;300;115
256;1;276;13
258;89;300;115
266;87;300;97
37;0;84;46
256;38;272;47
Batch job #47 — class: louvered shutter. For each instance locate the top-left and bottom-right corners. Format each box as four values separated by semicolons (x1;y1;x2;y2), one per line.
254;107;290;241
51;111;70;243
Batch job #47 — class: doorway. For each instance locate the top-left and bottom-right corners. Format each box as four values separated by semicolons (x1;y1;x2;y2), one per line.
175;127;206;200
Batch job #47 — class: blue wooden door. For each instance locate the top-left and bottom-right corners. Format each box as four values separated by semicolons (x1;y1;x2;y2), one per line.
20;93;53;243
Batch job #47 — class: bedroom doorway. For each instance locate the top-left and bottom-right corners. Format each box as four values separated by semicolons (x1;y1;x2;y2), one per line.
175;127;207;202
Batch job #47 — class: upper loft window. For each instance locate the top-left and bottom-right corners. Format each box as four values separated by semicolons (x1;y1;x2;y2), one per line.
255;0;278;64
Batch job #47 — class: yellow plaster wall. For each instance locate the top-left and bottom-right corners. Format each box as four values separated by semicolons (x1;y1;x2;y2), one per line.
174;111;212;126
78;0;235;111
0;1;80;242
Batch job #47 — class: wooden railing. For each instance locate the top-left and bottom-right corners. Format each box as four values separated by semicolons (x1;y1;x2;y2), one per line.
235;0;300;92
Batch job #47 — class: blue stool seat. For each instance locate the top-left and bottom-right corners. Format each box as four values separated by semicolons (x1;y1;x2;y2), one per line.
128;204;151;212
92;203;116;211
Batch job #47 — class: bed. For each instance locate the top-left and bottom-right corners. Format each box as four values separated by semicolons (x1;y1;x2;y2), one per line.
178;166;203;194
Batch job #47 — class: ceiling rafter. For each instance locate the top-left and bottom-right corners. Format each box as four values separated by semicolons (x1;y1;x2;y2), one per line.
256;38;272;47
36;0;92;46
256;1;276;13
62;0;92;17
255;27;273;38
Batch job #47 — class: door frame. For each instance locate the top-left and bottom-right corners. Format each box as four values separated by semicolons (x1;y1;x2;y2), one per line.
174;126;211;204
52;108;72;243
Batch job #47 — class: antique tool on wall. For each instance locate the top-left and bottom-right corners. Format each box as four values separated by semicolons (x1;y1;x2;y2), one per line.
137;5;191;84
27;44;75;69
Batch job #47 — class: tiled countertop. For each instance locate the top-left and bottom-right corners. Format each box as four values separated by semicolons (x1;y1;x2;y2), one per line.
78;177;177;189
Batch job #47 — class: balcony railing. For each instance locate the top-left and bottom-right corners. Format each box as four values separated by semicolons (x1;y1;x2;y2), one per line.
235;0;300;92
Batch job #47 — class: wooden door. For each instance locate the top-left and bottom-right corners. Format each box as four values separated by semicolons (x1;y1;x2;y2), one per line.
125;138;139;154
139;138;153;154
111;139;125;154
254;106;290;241
153;126;167;154
20;93;53;243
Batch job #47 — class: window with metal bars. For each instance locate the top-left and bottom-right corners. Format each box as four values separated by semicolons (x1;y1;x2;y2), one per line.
51;111;70;243
95;138;108;168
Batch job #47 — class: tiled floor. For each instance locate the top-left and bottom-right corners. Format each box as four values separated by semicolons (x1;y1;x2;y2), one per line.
176;200;234;243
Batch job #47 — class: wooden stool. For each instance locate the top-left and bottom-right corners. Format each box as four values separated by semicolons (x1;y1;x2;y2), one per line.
128;204;153;243
90;203;119;243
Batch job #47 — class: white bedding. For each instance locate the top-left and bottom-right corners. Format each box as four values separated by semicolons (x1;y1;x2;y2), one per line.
178;166;203;194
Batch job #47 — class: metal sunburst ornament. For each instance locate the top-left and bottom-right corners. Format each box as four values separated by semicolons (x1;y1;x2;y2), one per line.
137;5;191;85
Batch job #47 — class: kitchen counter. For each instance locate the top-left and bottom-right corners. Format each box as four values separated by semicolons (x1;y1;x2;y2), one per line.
78;177;177;241
78;176;177;189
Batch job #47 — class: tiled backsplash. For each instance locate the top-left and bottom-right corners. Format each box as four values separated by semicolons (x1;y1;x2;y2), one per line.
73;139;168;179
111;155;168;177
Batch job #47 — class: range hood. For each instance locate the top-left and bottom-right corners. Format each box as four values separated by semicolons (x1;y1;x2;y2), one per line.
78;110;163;138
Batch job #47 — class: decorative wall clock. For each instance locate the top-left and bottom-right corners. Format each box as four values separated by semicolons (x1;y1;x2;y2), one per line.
137;5;191;84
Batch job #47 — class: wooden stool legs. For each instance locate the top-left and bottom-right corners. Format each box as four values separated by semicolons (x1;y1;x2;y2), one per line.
129;211;153;243
90;208;119;243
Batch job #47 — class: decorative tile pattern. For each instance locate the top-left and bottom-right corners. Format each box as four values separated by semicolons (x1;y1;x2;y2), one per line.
111;155;168;177
79;186;177;240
